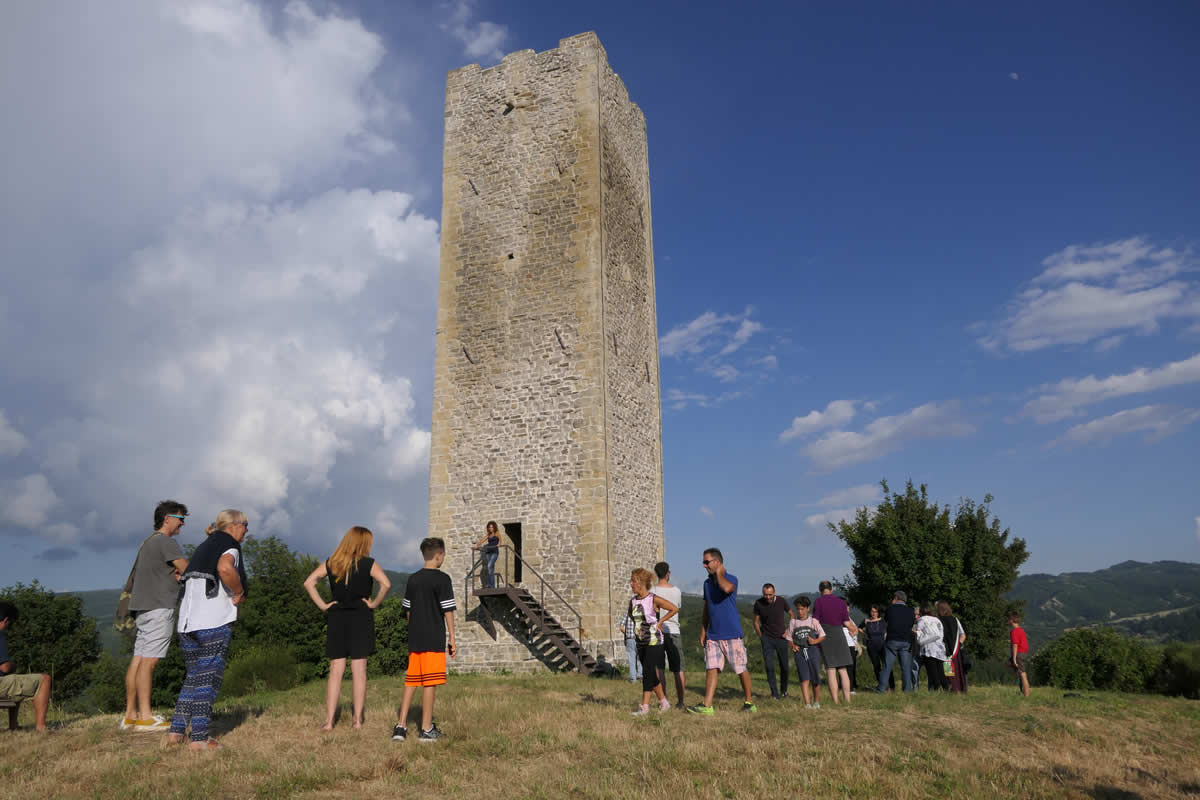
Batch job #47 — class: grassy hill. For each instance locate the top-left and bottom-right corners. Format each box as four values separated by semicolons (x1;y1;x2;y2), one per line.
7;672;1200;799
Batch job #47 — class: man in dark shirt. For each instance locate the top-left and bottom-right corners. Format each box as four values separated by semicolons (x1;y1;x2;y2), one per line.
0;601;52;731
875;590;916;693
753;583;793;700
393;537;456;743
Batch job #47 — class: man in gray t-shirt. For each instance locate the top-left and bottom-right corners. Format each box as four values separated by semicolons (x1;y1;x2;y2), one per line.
122;500;189;731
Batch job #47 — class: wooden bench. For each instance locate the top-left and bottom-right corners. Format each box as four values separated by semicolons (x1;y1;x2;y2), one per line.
0;699;20;730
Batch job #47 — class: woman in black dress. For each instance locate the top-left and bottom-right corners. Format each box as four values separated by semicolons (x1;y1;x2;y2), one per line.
303;526;391;730
860;604;889;688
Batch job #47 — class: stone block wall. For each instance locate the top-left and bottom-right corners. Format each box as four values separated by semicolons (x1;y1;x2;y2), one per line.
429;32;663;672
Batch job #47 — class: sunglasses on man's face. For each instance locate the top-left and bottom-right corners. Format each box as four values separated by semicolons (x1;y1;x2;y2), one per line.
167;514;186;522
702;560;714;566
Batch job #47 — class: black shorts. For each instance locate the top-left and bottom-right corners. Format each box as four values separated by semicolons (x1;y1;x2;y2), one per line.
326;608;376;660
663;631;684;673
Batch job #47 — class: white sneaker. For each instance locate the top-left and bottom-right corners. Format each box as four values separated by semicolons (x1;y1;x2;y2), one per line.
631;704;650;717
812;702;821;710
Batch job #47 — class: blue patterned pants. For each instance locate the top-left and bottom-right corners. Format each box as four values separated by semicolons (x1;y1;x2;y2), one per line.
170;624;232;742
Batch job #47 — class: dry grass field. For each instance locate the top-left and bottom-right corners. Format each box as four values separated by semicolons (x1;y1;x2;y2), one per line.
2;671;1198;800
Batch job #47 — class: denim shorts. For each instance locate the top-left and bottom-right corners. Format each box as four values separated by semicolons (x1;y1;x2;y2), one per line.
793;647;822;685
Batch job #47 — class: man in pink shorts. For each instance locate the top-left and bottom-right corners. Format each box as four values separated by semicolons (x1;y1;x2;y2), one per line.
686;548;756;714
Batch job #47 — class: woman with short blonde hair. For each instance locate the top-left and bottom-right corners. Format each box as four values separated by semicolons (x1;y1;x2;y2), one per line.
168;509;249;750
304;526;391;730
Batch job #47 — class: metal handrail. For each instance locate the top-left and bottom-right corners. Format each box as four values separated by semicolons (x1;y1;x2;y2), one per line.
467;544;585;649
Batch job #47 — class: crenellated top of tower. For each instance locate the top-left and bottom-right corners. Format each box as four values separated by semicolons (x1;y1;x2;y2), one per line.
444;32;644;126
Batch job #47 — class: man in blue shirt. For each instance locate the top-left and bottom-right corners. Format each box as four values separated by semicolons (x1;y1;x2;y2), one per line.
686;548;756;714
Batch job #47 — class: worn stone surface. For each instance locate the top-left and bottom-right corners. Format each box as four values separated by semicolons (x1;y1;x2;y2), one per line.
429;32;664;672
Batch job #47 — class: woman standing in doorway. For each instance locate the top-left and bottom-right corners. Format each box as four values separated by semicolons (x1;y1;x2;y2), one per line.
473;521;501;588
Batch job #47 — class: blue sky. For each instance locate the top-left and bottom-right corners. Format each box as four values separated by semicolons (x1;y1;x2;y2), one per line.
1;0;1197;594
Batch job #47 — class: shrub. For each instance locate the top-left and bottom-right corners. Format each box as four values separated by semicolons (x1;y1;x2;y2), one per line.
221;645;300;697
1151;642;1200;699
1031;627;1161;691
368;596;409;677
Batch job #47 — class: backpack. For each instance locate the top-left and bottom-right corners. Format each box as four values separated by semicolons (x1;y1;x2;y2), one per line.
113;533;157;633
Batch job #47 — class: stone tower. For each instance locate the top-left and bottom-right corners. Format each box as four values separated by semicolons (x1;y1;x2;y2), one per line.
429;32;664;671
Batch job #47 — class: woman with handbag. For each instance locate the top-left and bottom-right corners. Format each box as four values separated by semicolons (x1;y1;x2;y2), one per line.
936;600;968;693
915;604;949;691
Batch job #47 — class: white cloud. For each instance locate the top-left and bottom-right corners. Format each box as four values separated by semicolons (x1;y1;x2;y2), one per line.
699;506;714;518
705;364;741;383
805;402;974;470
0;1;440;566
1009;72;1020;80
754;355;779;370
805;508;859;529
1095;335;1125;353
1195;516;1200;543
977;237;1197;352
1050;405;1200;447
0;474;59;529
779;400;856;442
1022;352;1200;423
442;0;509;64
719;319;764;356
663;388;742;412
0;411;28;458
816;483;881;508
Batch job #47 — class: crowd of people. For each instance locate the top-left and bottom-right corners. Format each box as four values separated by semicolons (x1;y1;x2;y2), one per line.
2;508;1033;741
621;547;1032;714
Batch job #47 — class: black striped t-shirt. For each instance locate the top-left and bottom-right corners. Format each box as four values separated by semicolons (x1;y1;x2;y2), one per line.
403;568;456;653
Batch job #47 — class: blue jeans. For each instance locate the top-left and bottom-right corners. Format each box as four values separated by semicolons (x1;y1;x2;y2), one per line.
482;550;498;588
624;636;642;681
876;639;914;693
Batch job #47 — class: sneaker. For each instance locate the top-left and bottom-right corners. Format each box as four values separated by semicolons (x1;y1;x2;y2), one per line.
770;693;781;700
804;703;814;710
741;702;758;713
417;725;443;743
850;690;857;695
134;715;170;732
658;698;672;712
391;725;407;741
780;692;789;698
685;704;714;715
119;716;137;731
631;704;650;717
812;702;821;709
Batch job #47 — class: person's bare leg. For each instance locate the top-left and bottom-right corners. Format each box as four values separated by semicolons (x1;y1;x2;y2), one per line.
673;671;686;706
124;656;142;721
349;658;367;728
839;668;852;705
702;668;719;706
33;673;51;732
801;680;812;705
829;669;841;704
136;657;159;719
397;684;418;728
1020;673;1030;697
420;686;436;732
738;670;752;703
323;659;346;730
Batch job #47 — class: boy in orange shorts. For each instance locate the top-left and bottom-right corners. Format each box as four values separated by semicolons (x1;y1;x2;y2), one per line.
393;537;456;742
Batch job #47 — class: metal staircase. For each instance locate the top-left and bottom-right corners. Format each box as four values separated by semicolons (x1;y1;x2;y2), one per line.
466;545;597;675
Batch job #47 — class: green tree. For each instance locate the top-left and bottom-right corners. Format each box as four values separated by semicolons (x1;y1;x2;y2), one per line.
1;581;100;701
368;595;409;677
232;535;329;682
832;480;1028;659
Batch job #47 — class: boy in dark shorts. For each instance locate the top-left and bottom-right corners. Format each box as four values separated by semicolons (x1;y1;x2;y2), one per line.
785;596;825;709
393;538;456;742
1008;611;1030;697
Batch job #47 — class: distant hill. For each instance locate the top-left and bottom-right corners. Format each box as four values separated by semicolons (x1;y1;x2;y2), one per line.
1008;560;1200;647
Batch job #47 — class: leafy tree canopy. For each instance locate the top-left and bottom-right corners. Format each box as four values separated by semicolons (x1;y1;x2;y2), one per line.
832;479;1029;659
1;580;100;700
